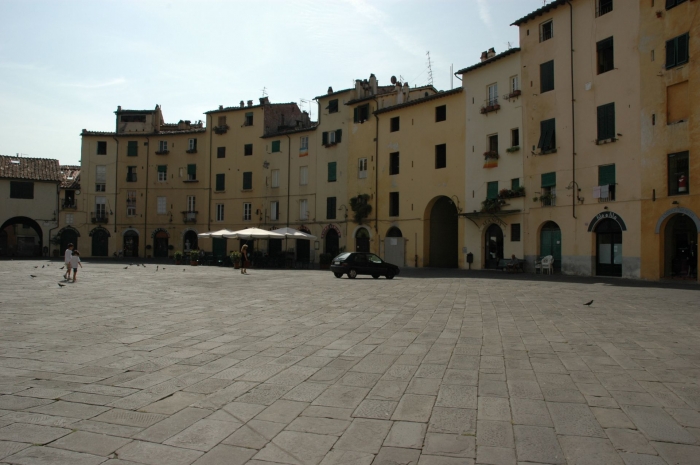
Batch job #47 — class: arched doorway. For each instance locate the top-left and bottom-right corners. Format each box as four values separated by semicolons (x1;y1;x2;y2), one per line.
124;230;139;257
540;221;562;272
58;227;79;256
484;224;504;269
0;217;42;257
183;230;198;252
153;230;169;258
596;219;622;277
355;227;370;252
384;227;404;266
90;227;110;257
664;214;698;278
325;228;339;258
429;197;458;267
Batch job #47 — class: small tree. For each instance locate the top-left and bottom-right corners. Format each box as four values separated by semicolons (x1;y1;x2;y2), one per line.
350;194;372;224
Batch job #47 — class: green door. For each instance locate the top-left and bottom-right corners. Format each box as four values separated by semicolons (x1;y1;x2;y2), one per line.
540;222;562;271
212;238;227;259
91;229;109;257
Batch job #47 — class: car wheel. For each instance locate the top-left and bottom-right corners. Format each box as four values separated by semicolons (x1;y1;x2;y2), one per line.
385;271;394;279
334;272;343;278
372;274;379;279
348;269;357;279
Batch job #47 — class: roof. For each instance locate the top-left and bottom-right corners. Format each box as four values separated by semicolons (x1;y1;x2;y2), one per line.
314;88;353;101
374;88;463;115
261;124;319;139
511;0;567;26
346;85;436;106
81;128;207;137
0;155;62;182
455;48;521;75
60;165;81;189
115;109;157;114
205;102;298;115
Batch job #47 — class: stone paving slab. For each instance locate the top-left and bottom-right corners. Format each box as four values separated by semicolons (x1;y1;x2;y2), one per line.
1;261;699;464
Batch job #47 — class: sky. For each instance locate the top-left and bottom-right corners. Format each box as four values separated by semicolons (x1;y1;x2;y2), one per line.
0;0;548;165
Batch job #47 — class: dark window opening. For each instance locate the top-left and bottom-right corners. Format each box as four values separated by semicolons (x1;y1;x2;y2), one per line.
244;144;253;156
597;37;614;74
389;192;399;217
271;140;281;153
435;144;447;169
390;117;400;132
598;164;616;201
243;172;253;190
488;134;498;153
126;166;137;182
326;197;337;219
435;105;447;122
215;173;225;191
244;112;253;126
328;162;337;182
10;181;34;199
354;104;370;123
127;141;138;157
666;0;688;10
120;114;146;123
328;99;338;113
668;151;689;196
597;103;616;141
538;119;556;153
597;0;613;16
511;128;520;147
97;141;107;155
217;147;226;158
540;20;553;42
540;60;554;93
511;223;521;242
186;164;196;181
666;33;690;69
390;152;400;175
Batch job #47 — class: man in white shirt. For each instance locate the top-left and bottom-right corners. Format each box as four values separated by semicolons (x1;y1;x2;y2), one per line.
64;243;74;280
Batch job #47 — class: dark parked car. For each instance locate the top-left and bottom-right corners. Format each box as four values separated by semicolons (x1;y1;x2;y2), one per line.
330;252;400;279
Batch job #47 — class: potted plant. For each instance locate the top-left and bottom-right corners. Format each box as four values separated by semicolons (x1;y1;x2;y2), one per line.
319;253;333;270
189;249;200;266
480;198;502;214
483;151;499;160
174;251;183;265
230;251;242;269
350;194;372;224
506;145;520;153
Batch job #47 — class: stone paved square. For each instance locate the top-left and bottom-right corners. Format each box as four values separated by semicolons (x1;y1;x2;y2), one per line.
0;261;699;464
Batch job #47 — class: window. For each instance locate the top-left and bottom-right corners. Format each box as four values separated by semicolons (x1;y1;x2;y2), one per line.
597;0;613;16
9;181;33;199
127;191;136;217
488;134;498;154
244;144;253;156
540;60;554;93
511;128;520;147
216;173;225;191
270;201;279;221
328;99;339;113
390;117;400;132
435;144;446;169
271;140;281;153
188;138;197;151
436;105;446;122
157;165;167;182
218;116;227;127
667;81;690;124
299;166;308;186
95;196;106;217
540;20;553;42
96;183;106;192
538;119;556;153
666;0;688;10
271;169;280;188
511;178;520;190
243;202;252;221
299;199;308;220
511;224;521;242
187;196;196;212
96;165;106;191
127;166;137;182
157;197;167;214
97;141;107;155
358;158;368;178
243;172;252;190
300;136;308;151
666;33;690;69
186;164;196;181
487;83;498;106
158;140;168;153
326;197;336;220
127;141;138;156
217;147;226;158
597;37;614;74
328;162;337;182
598;164;616;201
121;114;146;123
487;181;499;199
389;152;399;175
541;172;556;206
389;192;399;217
322;130;342;146
668;151;689;196
510;75;519;93
216;204;224;221
597;103;616;141
354;104;370;123
65;213;74;225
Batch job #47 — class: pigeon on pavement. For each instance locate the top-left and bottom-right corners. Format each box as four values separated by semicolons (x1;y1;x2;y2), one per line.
60;266;65;270
583;300;594;306
124;266;128;270
30;275;37;278
58;283;66;288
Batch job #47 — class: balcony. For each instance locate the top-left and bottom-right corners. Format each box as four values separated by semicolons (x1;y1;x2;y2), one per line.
126;173;137;182
538;193;556;207
91;212;109;224
214;125;229;135
182;211;198;223
185;149;197;154
480;98;500;115
62;200;77;210
155;150;170;155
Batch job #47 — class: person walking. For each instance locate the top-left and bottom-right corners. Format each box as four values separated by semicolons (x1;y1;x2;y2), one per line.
63;243;74;280
241;244;249;274
70;250;83;282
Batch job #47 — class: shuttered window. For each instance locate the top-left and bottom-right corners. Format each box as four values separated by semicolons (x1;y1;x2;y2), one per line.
217;147;226;158
326;197;337;220
328;162;337;182
597;103;616;141
487;181;499;200
538;119;556;152
9;181;33;199
187;164;196;181
244;144;253;156
271;169;280;188
511;224;521;242
511;178;520;190
299;166;308;186
666;0;688;10
354;104;370;123
540;60;554;93
95;165;106;183
598;164;616;186
541;172;556;188
243;172;252;190
215;173;225;191
271;140;281;153
127;141;138;156
666;33;690;69
327;99;338;113
335;129;342;143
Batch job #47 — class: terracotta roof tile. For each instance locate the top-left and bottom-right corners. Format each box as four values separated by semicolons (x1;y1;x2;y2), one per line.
60;165;81;189
0;155;62;182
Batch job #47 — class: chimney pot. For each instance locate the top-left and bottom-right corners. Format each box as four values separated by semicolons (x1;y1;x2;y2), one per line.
328;86;333;94
219;105;223;110
487;47;496;58
240;100;244;107
247;100;253;107
480;51;488;62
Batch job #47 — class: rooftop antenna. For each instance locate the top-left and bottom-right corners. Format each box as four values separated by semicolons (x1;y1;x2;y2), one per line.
507;41;512;50
261;87;268;97
300;98;312;119
426;51;434;87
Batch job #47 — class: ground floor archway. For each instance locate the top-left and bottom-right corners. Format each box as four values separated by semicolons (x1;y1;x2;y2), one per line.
90;227;110;257
355;227;370;252
123;230;139;258
540;221;562;272
596;219;622;277
325;228;339;258
153;230;169;258
484;223;504;269
58;226;80;257
183;230;198;252
663;214;697;278
429;197;458;267
384;226;404;266
0;217;43;257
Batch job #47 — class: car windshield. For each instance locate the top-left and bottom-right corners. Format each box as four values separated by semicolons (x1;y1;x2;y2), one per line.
368;254;383;264
334;253;351;261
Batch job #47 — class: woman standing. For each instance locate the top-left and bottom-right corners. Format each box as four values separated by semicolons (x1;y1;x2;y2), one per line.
241;244;249;274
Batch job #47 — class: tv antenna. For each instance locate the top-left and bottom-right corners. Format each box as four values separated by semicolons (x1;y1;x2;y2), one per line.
300;98;312;118
426;51;434;87
261;87;268;97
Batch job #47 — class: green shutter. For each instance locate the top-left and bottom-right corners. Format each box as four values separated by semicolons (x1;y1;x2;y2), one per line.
328;162;337;182
678;33;689;65
353;108;359;123
322;131;328;145
487;181;499;199
157;165;166;173
327;197;336;219
666;38;677;68
540;60;554;92
598;165;616;186
243;172;252;190
127;141;138;156
187;164;196;175
335;129;342;143
216;174;225;191
597;103;615;140
541;172;556;187
271;140;280;153
511;178;520;190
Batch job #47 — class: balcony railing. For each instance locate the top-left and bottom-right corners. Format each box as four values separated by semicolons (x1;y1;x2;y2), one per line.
155;150;170;155
91;212;109;224
540;193;556;207
126;173;137;182
62;200;77;209
182;211;198;223
480;98;500;114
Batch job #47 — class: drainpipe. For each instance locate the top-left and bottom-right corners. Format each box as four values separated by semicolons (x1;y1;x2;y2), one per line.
208;116;213;231
47;182;60;257
372;98;380;240
145;136;150;255
568;1;577;219
286;134;292;255
112;136;119;233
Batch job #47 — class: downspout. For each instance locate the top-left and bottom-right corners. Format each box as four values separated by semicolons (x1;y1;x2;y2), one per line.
286;134;291;228
568;1;576;219
372;97;379;236
48;182;60;257
112;136;119;233
145;136;150;255
208;116;213;231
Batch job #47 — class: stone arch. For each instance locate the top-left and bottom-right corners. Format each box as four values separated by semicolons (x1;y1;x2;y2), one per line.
654;207;700;234
151;227;170;239
424;195;458;268
587;211;628;232
0;216;43;257
57;226;81;237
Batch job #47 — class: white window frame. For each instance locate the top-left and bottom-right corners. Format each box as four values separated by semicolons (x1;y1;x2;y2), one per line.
187;195;196;212
487;83;498;106
270;201;279;220
95;183;106;192
96;165;106;183
300;136;308;150
299;199;308;221
243;202;252;221
216;203;224;222
188;138;197;150
159;140;168;152
158;167;167;182
157;196;167;214
271;169;280;188
510;75;519;93
358;158;368;179
328;131;336;144
65;213;74;225
95;196;106;216
299;166;308;186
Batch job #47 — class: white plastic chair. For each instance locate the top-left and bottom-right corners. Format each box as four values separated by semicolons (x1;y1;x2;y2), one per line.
535;255;554;274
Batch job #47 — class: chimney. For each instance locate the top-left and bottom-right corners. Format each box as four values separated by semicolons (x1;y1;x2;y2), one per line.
219;105;224;110
487;47;496;58
369;74;377;95
117;105;122;112
240;100;245;108
328;86;333;94
259;96;269;105
247;100;253;107
480;51;488;62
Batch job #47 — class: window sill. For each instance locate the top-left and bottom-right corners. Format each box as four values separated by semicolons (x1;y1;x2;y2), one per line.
669;192;689;197
538;149;557;155
214;190;225;193
186;149;197;154
323;143;338;148
595;137;617;145
183;180;199;183
241;189;253;192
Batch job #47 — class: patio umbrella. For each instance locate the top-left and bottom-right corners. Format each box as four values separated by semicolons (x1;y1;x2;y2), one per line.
222;228;285;239
197;229;235;238
271;227;317;240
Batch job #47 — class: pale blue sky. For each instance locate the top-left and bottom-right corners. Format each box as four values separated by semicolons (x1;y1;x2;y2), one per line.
0;0;546;165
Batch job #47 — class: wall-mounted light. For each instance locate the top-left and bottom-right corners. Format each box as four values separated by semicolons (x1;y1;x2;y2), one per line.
672;200;679;205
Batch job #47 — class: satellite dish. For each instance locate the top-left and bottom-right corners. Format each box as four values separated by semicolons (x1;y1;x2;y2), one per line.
390;76;397;84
